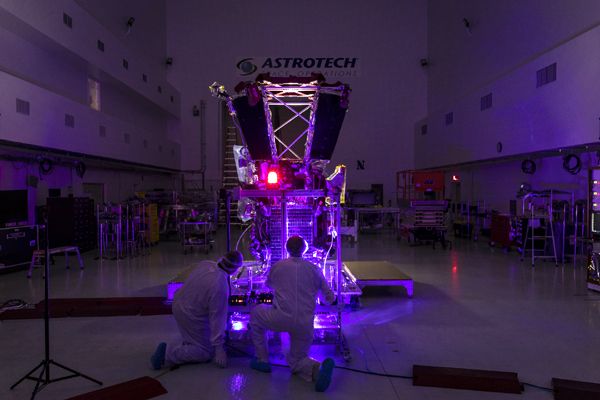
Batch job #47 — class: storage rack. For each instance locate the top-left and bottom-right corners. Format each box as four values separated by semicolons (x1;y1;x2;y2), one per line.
518;190;574;267
97;204;123;260
124;203;151;257
587;169;600;291
47;197;96;252
450;200;488;241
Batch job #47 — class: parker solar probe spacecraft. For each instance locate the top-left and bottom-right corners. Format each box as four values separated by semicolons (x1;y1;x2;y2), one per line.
209;73;359;357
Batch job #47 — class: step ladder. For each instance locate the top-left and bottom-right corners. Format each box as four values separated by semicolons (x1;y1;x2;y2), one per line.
520;216;558;266
219;126;240;225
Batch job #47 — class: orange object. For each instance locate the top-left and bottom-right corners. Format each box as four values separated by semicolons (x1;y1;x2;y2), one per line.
412;171;445;191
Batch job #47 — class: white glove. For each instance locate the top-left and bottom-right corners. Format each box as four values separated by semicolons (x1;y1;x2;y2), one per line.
214;345;227;368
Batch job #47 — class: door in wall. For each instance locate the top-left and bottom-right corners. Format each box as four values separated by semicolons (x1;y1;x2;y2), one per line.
82;183;104;206
451;181;461;203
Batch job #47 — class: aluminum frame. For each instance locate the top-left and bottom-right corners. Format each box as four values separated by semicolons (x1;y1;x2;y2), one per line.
212;81;347;163
261;83;346;163
225;189;354;360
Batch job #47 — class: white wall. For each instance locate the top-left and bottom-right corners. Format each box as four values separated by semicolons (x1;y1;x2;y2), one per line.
75;0;167;65
0;0;181;171
0;69;180;169
418;0;600;212
427;0;600;112
0;25;86;103
0;0;180;116
167;0;428;203
416;23;600;169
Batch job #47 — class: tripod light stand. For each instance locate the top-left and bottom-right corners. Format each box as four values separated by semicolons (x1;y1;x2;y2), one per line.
10;220;102;399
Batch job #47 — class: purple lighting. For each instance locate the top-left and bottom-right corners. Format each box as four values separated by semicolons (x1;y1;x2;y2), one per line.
229;312;250;331
228;373;248;399
231;321;245;331
166;282;183;301
313;313;339;330
228;311;341;332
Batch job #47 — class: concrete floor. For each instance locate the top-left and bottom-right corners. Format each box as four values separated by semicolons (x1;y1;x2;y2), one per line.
1;230;599;399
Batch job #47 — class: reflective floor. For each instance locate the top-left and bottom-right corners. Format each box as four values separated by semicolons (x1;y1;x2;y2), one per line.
1;230;599;399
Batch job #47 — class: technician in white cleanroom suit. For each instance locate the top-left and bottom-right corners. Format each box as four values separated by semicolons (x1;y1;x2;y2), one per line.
150;251;243;369
250;235;336;392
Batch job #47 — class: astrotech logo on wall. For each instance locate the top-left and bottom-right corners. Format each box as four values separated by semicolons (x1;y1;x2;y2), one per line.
236;57;360;77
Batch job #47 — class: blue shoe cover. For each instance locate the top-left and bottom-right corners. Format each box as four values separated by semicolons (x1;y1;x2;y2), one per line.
315;358;335;392
151;342;167;370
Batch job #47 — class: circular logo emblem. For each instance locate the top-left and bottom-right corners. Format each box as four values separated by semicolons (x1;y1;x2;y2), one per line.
236;58;257;76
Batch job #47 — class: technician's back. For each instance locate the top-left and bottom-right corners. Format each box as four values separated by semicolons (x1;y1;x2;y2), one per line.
267;257;335;322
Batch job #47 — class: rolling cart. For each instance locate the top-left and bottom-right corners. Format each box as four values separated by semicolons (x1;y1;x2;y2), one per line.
180;221;213;254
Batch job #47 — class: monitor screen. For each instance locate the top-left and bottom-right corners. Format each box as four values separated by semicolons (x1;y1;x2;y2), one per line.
348;190;377;207
0;190;28;226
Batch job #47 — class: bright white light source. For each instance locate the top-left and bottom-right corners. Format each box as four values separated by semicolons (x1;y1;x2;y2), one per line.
267;171;278;184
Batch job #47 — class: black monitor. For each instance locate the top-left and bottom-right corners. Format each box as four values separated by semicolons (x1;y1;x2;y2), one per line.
347;190;377;207
0;190;28;226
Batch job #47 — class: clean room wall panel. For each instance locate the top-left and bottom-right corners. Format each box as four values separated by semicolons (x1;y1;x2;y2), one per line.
0;0;179;117
415;24;600;169
0;69;180;170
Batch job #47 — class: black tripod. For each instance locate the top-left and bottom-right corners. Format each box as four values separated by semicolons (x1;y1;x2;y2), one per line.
10;223;102;399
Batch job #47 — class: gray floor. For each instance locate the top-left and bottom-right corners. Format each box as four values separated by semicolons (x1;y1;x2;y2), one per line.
1;231;599;399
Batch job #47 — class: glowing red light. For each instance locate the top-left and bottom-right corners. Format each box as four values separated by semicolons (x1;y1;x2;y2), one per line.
452;175;460;182
267;171;278;184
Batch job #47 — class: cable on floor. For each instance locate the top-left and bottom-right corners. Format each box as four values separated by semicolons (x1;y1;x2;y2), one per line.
0;299;29;313
153;364;180;380
355;345;372;372
226;344;412;380
338;365;412;379
151;344;557;395
521;382;553;392
227;344;557;391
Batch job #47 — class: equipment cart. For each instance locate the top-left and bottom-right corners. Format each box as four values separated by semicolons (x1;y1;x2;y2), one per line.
179;221;213;254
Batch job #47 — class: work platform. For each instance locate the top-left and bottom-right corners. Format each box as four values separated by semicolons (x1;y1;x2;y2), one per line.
167;260;413;301
344;261;414;298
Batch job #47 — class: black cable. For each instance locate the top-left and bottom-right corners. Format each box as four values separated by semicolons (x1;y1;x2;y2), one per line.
563;154;581;175
326;365;412;380
521;159;536;175
226;344;412;380
167;344;555;393
74;161;86;179
522;382;553;392
0;299;29;313
153;364;180;380
269;362;412;379
39;158;53;175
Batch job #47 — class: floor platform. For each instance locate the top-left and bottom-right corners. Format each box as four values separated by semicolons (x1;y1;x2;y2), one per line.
344;261;414;297
168;261;414;300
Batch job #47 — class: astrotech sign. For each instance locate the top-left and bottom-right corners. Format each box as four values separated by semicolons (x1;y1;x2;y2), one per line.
236;57;360;77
